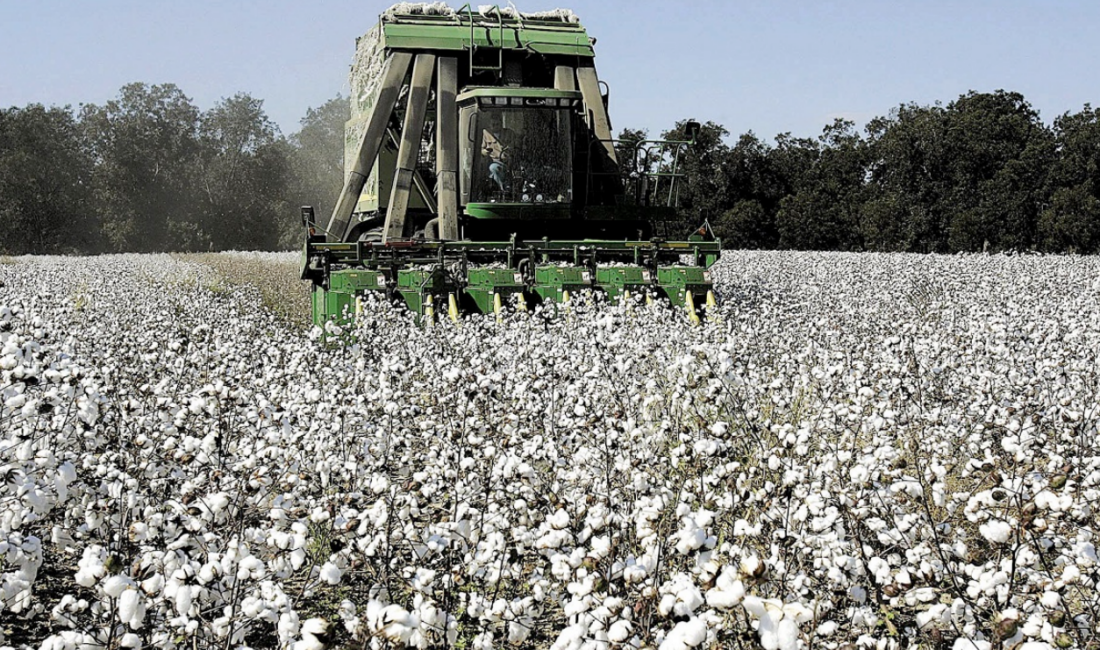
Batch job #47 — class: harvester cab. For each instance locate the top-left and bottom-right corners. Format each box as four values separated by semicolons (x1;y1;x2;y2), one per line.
301;3;720;326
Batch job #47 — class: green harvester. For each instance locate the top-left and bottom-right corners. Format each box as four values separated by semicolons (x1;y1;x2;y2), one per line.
300;3;720;325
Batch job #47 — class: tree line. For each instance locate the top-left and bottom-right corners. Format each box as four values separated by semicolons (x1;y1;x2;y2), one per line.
658;90;1100;253
0;83;345;255
2;85;1098;254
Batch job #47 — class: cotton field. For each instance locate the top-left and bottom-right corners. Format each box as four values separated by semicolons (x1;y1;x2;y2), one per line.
1;251;1099;650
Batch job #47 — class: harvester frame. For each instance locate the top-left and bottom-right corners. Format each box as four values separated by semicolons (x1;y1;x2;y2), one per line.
301;3;720;325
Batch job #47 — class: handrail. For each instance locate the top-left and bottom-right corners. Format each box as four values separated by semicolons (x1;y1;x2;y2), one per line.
456;4;505;74
586;137;692;208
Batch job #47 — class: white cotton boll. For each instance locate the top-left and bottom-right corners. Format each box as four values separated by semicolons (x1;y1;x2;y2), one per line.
198;563;218;584
549;624;585;650
98;576;129;598
916;604;948;629
705;569;744;610
815;620;837;636
757;612;781;650
507;619;530;645
742;595;766;618
706;582;745;609
291;547;307;570
410;567;436;591
75;567;100;588
658;617;707;650
118;589;141;626
549;508;570;530
1016;643;1055;650
675;527;708;555
301;617;329;643
1040;591;1060;608
979;520;1012;543
905;587;937;605
207;492;230;514
782;602;813;624
607;620;632;643
1061;564;1081;583
320;562;343;585
119;633;142;648
174;585;193;617
952;638;991;650
776;618;799;650
141;573;164;595
740;555;763;578
280;611;301;643
375;605;414;644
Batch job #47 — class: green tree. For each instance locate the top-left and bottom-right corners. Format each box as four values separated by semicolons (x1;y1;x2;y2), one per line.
774;120;867;250
1039;105;1100;252
286;96;348;248
0;105;95;254
195;93;290;251
941;90;1054;252
863;102;952;251
80;83;201;252
661;120;731;236
716;132;784;249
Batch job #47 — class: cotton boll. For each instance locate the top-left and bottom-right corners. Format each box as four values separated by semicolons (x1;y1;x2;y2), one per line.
916;604;948;629
739;555;764;578
299;617;330;648
319;562;343;585
776;618;799;650
782;602;813;624
658;617;707;650
1040;591;1060;608
815;620;837;636
607;620;632;643
979;520;1012;543
174;585;193;617
1061;564;1081;584
117;588;142;627
101;575;134;599
373;605;415;644
705;567;744;609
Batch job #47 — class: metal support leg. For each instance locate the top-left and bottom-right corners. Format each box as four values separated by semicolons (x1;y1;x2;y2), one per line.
554;65;576;91
436;57;460;240
326;52;412;242
383;53;435;243
576;66;617;165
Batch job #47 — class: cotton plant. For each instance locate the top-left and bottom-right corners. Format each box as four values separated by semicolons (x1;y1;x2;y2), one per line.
0;250;1098;649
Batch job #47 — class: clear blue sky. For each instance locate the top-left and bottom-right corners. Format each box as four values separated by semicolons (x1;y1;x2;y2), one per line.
2;1;1096;143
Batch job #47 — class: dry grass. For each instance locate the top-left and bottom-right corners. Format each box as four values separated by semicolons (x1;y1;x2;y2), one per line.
174;252;312;330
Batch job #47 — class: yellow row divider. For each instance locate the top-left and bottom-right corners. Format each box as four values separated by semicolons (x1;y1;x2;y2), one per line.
686;291;701;325
448;293;459;323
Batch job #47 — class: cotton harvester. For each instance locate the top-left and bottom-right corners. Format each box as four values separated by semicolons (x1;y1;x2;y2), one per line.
300;3;720;325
